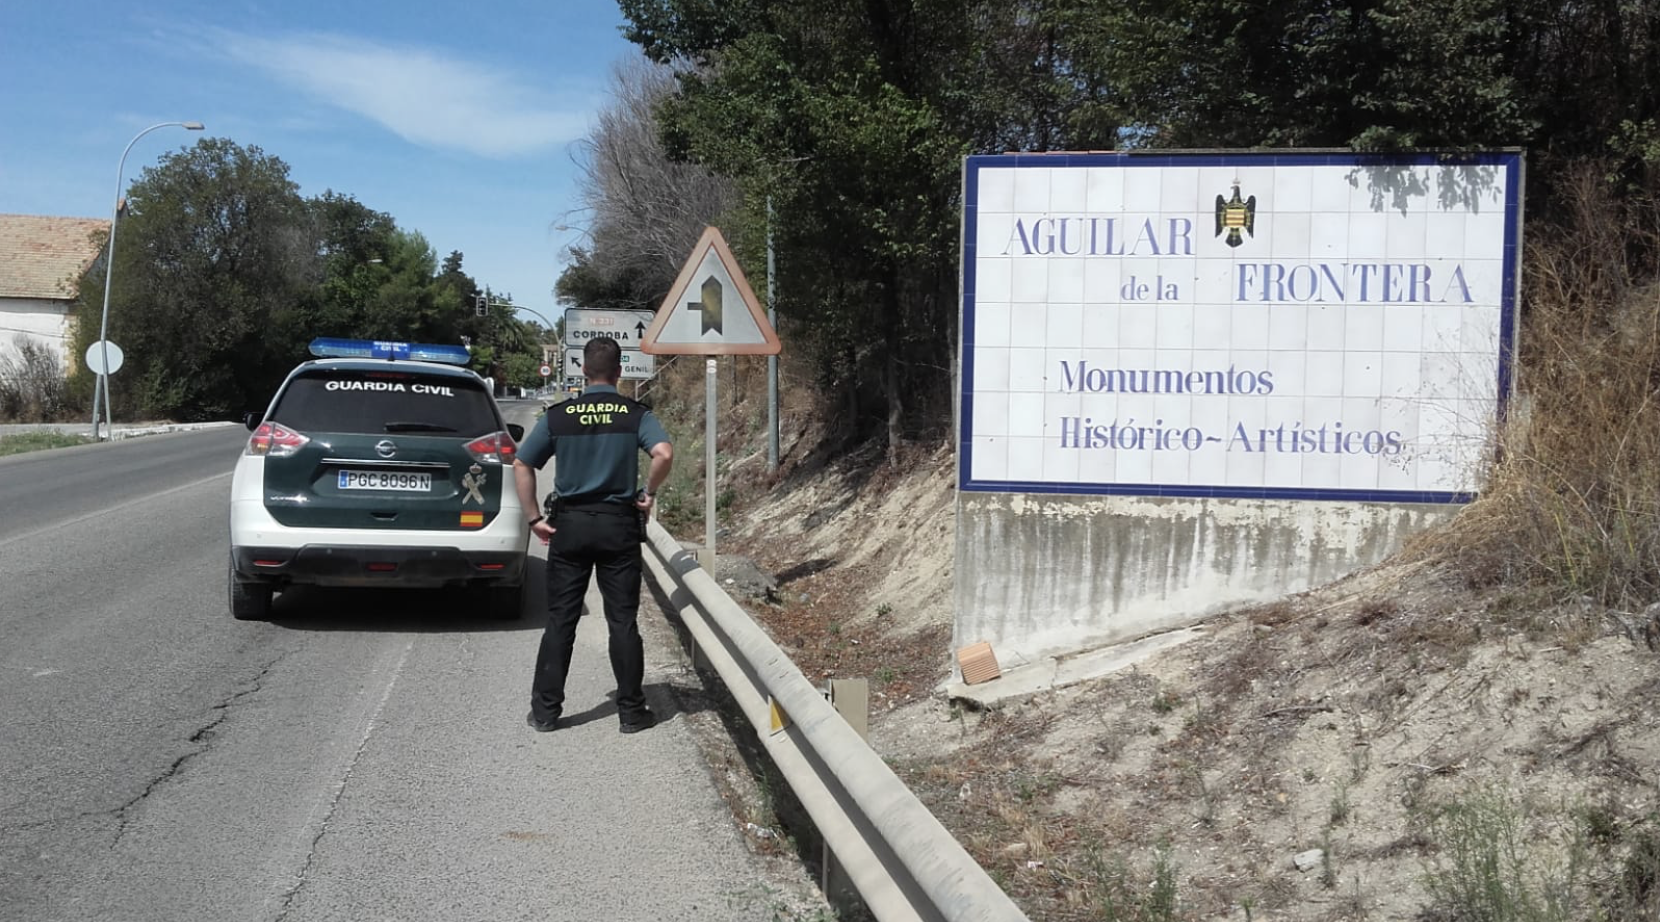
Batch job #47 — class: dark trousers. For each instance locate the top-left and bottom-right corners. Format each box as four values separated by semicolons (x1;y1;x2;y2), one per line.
531;508;646;721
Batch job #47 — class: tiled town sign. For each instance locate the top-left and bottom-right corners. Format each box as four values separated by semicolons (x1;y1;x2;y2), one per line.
959;151;1523;503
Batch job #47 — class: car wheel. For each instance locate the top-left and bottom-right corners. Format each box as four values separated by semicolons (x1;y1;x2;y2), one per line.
486;584;523;621
229;564;274;621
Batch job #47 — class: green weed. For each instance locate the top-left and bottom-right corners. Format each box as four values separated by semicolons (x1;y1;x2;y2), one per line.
0;430;89;456
1149;690;1181;715
1419;787;1589;922
1082;842;1180;922
1330;778;1353;826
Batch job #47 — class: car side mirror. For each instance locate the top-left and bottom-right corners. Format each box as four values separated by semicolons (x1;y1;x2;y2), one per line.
242;411;262;431
507;423;525;442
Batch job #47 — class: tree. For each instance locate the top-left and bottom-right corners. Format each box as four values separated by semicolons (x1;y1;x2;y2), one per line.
359;229;453;341
1069;0;1660;202
612;1;1129;455
616;3;956;452
71;138;316;421
69;139;523;419
276;192;398;361
555;58;737;314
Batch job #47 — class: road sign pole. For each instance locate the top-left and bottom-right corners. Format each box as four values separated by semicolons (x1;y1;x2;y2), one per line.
766;197;779;472
701;358;718;572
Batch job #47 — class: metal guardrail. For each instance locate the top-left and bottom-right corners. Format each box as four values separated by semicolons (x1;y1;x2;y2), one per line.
641;520;1031;922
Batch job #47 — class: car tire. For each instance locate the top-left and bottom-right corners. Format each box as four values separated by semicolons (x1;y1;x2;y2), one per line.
229;564;274;621
486;584;523;621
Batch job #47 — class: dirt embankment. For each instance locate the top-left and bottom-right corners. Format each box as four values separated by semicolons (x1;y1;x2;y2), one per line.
712;441;1660;922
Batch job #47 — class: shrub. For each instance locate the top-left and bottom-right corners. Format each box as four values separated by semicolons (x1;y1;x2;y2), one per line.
1081;843;1180;922
1420;787;1588;922
1429;167;1660;610
0;336;72;422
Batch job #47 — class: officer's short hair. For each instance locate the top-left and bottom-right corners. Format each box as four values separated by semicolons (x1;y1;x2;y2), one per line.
584;337;622;379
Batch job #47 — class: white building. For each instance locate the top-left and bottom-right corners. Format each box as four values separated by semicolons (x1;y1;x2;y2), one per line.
0;214;111;373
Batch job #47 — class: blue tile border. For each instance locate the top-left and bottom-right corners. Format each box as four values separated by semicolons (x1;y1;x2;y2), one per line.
959;478;1474;505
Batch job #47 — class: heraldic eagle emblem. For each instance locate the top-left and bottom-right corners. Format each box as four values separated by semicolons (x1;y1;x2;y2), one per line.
1215;181;1257;248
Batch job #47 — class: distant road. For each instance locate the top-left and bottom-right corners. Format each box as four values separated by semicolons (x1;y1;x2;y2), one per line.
0;426;247;545
0;413;786;921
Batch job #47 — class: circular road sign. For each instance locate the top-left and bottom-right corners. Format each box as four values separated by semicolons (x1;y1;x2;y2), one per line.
538;363;552;377
85;341;125;375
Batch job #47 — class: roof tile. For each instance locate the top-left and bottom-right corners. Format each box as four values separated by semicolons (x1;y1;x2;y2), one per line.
0;214;111;301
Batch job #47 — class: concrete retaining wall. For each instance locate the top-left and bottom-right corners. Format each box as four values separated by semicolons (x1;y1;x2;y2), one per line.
953;492;1459;668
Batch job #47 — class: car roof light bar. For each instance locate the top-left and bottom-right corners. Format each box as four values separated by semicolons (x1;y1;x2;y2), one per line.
308;338;471;366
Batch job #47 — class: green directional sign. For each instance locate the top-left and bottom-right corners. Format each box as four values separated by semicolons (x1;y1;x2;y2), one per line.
562;346;656;381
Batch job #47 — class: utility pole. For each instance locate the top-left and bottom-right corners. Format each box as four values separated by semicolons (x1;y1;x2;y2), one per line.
766;197;779;471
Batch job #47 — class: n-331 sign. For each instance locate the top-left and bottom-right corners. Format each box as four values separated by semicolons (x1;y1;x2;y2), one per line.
563;309;656;348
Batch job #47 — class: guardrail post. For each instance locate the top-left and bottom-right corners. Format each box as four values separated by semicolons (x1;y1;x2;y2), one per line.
822;678;870;910
828;679;869;740
689;631;712;675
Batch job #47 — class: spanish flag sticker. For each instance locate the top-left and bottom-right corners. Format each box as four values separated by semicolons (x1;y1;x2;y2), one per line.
460;511;484;527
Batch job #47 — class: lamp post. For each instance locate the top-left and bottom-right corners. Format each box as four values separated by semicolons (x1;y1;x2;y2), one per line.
507;303;556;330
90;120;205;440
475;295;561;396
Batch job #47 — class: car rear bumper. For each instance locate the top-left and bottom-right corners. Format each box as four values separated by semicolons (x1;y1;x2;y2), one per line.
230;458;530;588
232;544;526;588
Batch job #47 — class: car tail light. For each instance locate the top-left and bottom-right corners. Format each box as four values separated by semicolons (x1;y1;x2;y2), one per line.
246;422;310;458
464;431;517;464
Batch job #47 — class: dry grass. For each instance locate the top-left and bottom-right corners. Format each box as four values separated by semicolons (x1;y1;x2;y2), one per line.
1424;169;1660;612
0;338;74;422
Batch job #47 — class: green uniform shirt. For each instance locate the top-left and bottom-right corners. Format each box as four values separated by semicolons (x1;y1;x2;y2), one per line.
517;385;669;504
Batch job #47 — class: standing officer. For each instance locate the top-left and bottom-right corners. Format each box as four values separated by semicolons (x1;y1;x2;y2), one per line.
513;336;673;733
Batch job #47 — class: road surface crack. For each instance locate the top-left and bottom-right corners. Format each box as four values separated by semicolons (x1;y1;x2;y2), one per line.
109;649;292;847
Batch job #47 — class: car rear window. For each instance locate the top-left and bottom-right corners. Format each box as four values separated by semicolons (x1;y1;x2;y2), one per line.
271;368;500;437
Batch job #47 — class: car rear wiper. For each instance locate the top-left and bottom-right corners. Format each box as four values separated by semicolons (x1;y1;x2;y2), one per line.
383;421;457;433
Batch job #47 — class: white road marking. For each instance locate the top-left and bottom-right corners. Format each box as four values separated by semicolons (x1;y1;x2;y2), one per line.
266;637;414;919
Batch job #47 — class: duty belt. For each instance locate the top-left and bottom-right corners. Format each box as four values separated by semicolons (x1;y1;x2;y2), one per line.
554;496;633;515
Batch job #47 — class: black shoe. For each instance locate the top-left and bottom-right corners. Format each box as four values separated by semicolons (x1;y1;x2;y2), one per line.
618;709;656;734
526;711;560;733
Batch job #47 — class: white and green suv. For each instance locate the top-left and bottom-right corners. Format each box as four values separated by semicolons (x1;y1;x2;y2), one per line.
228;339;530;621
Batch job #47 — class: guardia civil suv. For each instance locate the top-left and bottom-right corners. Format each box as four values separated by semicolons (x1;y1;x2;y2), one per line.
228;338;529;621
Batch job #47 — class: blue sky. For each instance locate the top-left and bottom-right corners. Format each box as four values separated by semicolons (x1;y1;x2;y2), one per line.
0;0;640;329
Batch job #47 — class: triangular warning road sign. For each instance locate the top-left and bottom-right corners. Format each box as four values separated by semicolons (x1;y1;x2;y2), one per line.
639;226;781;356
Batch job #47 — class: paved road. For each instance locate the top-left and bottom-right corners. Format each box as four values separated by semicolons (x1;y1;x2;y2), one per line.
0;406;793;921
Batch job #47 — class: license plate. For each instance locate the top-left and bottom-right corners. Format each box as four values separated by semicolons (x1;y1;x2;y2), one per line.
338;470;432;492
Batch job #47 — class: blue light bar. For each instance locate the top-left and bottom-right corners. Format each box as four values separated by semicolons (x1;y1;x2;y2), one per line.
308;338;471;365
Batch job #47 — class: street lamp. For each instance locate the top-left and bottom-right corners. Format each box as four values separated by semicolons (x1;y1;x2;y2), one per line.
552;222;596;251
511;303;557;330
477;296;560;397
89;120;205;440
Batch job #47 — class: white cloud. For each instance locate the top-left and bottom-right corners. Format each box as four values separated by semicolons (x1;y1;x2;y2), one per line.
216;31;589;158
